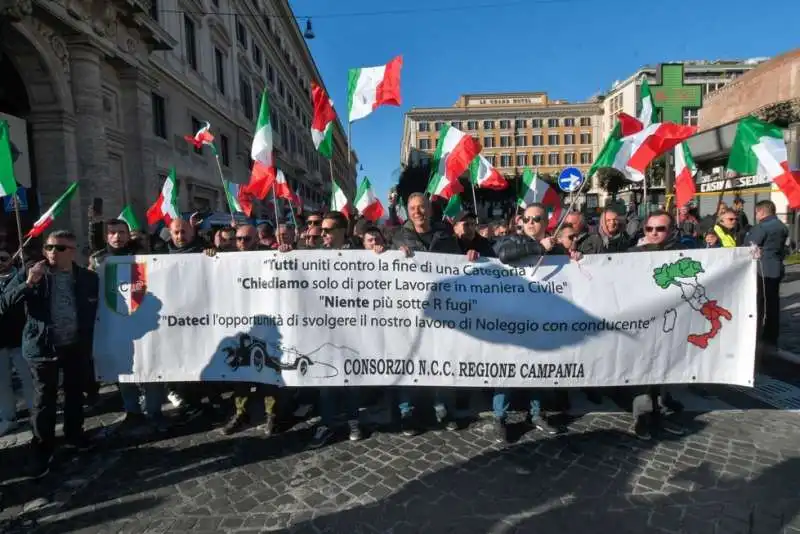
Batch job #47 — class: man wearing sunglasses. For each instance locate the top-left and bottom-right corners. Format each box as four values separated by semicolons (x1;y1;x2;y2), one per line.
713;208;744;248
0;230;98;478
299;212;323;250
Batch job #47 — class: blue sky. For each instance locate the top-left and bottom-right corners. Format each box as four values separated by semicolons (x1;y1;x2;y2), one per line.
289;0;799;203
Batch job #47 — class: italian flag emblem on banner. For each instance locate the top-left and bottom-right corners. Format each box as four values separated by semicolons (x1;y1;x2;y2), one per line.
105;261;147;316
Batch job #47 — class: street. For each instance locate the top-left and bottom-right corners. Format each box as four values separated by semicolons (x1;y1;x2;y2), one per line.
1;268;799;534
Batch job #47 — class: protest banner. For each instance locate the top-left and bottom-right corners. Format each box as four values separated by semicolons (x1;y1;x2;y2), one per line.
93;248;757;388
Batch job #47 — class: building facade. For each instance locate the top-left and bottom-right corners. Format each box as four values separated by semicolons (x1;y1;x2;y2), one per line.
0;0;356;251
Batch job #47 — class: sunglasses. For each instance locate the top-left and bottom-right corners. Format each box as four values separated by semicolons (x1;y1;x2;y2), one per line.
522;216;543;224
644;226;668;233
321;227;340;234
44;244;74;252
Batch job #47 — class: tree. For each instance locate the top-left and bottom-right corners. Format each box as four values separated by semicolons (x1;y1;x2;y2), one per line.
598;168;627;201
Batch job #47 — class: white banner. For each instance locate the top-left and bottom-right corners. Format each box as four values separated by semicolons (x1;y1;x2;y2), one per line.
93;248;757;388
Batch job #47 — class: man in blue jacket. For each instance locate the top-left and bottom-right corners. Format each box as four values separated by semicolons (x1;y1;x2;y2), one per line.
0;230;99;478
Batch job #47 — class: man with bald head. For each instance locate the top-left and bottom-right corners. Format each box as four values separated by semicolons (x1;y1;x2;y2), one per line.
167;218;206;253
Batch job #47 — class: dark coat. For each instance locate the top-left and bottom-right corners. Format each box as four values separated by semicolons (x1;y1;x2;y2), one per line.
458;234;496;258
493;234;567;264
0;263;99;361
392;220;461;255
167;238;207;254
629;232;686;253
746;215;789;279
578;231;632;255
0;267;25;349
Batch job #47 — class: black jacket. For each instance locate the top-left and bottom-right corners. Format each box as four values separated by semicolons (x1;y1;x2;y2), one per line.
493;234;568;263
392;220;461;255
458;234;496;258
746;215;789;279
167;238;207;254
579;231;632;255
0;267;25;349
629;232;686;253
0;264;99;360
89;241;142;270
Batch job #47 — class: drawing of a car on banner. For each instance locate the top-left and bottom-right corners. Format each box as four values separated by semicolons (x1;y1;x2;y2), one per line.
222;334;340;378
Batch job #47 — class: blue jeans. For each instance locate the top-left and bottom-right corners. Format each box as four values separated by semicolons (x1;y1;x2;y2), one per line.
398;388;455;418
319;388;360;426
492;391;541;420
120;383;165;417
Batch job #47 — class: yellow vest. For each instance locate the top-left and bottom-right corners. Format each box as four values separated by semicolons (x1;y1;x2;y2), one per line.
713;225;737;248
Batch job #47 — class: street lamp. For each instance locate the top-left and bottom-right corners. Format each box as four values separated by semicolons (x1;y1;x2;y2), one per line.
303;19;315;39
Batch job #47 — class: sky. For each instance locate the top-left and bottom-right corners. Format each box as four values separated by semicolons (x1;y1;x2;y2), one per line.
289;0;800;204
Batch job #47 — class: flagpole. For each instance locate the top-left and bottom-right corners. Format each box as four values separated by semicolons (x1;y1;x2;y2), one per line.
642;166;650;217
470;181;480;224
347;122;352;165
272;188;282;246
12;192;25;270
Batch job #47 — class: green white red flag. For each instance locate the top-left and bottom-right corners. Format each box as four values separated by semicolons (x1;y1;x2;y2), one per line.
118;204;141;231
354;176;384;222
275;169;300;205
27;182;79;238
727;116;800;209
517;168;562;232
347;56;403;122
311;81;336;159
146;168;179;225
442;194;462;223
427;124;482;199
673;142;697;208
224;180;243;214
638;79;655;127
469;155;507;190
0;120;19;198
330;180;351;218
241;91;276;204
183;121;215;149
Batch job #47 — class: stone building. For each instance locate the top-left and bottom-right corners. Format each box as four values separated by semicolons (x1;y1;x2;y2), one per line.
0;0;356;250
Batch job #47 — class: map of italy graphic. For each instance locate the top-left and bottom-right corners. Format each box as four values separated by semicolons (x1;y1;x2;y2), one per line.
653;258;732;349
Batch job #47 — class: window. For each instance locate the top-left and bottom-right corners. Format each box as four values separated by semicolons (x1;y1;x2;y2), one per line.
290;131;297;154
548;153;560;165
515;119;527;129
500;154;513;168
214;48;226;94
580;133;592;144
482;136;495;148
485;154;496;166
580;117;592;127
451;121;462;130
564;134;575;145
533;153;544;166
483;120;495;129
149;0;158;20
151;93;166;139
278;79;285;98
236;21;248;49
287;94;294;109
548;134;560;145
184;15;197;70
516;153;528;167
580;152;592;164
418;139;431;150
418;122;430;132
253;45;263;68
564;153;576;165
531;119;543;128
220;134;230;166
683;108;699;126
467;120;478;130
434;121;444;132
548;118;559;128
532;135;543;146
240;76;253;119
564;118;575;127
499;120;511;129
500;136;512;148
190;117;203;154
268;65;275;84
280;121;288;146
515;135;527;146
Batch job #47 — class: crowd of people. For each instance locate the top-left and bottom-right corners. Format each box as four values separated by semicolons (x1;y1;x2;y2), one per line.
0;192;790;481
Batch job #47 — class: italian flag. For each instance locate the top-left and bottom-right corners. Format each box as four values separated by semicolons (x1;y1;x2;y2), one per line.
517;169;561;232
727;116;800;209
426;124;482;199
105;262;147;315
469;155;507;190
118;204;141;231
347;55;403;122
442;194;462;222
275;169;300;205
224;180;243;214
673;142;697;208
146;168;179;225
330;180;351;218
183;121;215;149
311;81;336;159
0;120;19;198
244;91;276;200
27;181;79;238
354;176;384;222
638;79;655;127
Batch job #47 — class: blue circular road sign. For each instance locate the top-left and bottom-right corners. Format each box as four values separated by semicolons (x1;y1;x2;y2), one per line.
557;167;585;193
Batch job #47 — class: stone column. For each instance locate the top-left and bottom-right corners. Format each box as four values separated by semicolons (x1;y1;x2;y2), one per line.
67;39;109;238
118;67;157;221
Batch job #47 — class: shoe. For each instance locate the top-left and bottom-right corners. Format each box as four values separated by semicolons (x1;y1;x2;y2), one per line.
222;414;247;436
660;395;684;415
0;419;19;437
64;435;94;452
491;417;507;443
444;419;459;431
309;425;333;449
167;391;184;408
531;415;559;435
434;405;448;425
633;415;652;440
659;418;686;436
400;413;419;437
262;414;276;438
348;420;363;441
